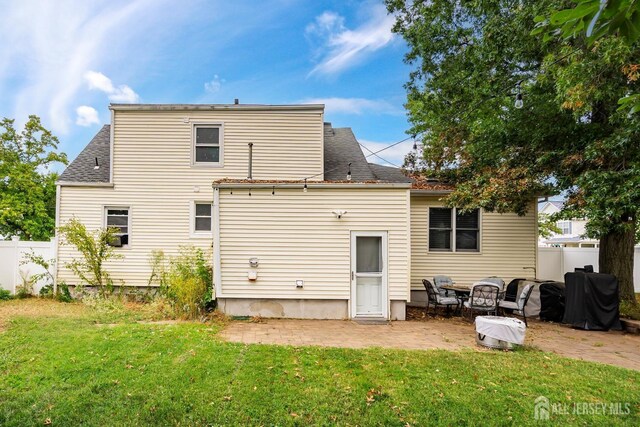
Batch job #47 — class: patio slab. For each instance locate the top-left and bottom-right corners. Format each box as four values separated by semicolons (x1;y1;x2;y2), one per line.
220;316;640;371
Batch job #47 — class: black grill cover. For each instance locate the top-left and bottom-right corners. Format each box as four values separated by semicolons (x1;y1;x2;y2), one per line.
539;282;565;322
562;272;622;331
504;278;526;302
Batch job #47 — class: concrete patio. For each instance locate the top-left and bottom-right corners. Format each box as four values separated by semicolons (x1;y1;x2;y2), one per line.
220;316;640;371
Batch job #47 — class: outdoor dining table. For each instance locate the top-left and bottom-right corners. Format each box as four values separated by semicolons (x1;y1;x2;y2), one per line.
440;285;472;315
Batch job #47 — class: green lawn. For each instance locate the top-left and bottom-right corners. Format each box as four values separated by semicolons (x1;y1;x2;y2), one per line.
1;300;638;426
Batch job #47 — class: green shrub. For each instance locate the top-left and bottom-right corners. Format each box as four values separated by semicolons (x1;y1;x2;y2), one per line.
620;297;640;321
58;218;122;297
0;288;12;300
150;246;212;319
56;282;73;303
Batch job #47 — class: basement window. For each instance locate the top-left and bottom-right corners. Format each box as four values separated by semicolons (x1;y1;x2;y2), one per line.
193;125;222;165
429;207;480;252
105;207;130;247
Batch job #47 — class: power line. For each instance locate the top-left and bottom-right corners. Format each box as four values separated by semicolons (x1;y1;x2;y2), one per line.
358;143;401;168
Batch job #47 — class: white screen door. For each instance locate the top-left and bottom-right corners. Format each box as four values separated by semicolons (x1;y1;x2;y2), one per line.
351;232;387;318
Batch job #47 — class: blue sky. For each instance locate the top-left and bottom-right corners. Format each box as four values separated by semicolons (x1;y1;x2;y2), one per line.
0;0;415;171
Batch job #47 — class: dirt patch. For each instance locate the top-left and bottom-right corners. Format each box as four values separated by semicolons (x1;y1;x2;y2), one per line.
0;299;88;331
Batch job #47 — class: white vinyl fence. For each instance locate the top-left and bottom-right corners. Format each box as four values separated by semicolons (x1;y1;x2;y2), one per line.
0;237;56;295
538;246;640;292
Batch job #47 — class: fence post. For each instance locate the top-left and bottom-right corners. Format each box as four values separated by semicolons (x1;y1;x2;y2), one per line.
11;236;20;294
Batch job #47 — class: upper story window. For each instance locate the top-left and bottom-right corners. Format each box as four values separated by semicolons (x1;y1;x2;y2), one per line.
105;207;130;247
429;207;480;252
557;220;572;235
193;124;222;165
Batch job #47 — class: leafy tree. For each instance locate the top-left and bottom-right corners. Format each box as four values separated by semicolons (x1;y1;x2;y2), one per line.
387;0;640;302
0;116;67;240
539;215;563;239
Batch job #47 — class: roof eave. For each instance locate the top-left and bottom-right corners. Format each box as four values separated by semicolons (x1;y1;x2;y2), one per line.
56;181;114;188
110;104;325;112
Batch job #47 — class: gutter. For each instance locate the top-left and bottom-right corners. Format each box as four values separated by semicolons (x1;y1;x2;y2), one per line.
110;103;324;112
213;182;412;189
55;181;114;188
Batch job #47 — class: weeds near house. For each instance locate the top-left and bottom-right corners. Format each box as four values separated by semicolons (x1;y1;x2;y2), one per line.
15;271;33;299
58;218;122;297
149;247;212;319
0;288;12;300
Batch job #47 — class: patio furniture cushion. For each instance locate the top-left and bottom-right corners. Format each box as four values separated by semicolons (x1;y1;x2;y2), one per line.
436;296;459;305
498;300;519;310
480;277;505;291
463;299;495;310
433;275;454;298
475;315;526;345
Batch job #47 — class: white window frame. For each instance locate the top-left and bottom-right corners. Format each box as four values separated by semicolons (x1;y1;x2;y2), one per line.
428;207;482;253
191;123;224;167
190;201;213;239
557;220;572;235
103;206;131;248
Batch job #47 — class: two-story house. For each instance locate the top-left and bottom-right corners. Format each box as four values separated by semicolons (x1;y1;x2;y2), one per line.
538;201;598;248
56;103;537;320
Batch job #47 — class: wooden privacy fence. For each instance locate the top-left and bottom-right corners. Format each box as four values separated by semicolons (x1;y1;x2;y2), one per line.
0;237;56;295
537;246;640;292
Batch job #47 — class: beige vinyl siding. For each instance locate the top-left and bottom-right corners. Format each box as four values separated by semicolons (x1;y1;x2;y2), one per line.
56;186;214;286
57;108;324;286
113;109;324;183
218;188;410;301
410;195;537;289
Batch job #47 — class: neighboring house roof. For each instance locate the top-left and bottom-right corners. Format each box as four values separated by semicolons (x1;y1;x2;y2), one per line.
543;236;598;244
58;125;110;183
549;201;564;210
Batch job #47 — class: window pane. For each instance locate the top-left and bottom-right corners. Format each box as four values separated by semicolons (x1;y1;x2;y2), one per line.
429;208;452;229
107;209;128;216
107;216;128;226
456;230;479;251
196;127;219;145
195;203;211;216
195;146;220;163
456;209;479;229
356;236;382;273
195;217;212;231
429;230;451;250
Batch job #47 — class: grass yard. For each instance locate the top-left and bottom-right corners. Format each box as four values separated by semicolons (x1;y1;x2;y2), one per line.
1;299;639;426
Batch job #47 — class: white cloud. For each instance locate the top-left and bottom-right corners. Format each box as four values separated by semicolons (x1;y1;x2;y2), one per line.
359;138;415;167
204;75;224;93
84;71;139;103
307;4;396;76
299;97;400;115
0;0;170;134
75;105;100;126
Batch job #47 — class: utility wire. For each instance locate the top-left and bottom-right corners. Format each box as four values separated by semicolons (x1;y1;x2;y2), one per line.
358;143;401;168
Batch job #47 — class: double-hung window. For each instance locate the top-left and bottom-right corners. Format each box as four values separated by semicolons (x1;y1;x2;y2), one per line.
557;220;572;235
429;207;480;252
105;207;130;247
193;125;222;165
193;202;212;234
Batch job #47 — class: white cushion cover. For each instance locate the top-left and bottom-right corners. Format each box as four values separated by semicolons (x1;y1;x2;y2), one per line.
498;300;519;310
475;316;526;345
436;296;459;305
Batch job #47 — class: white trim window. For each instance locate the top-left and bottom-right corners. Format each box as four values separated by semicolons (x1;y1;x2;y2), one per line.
104;207;130;247
428;207;480;252
193;124;222;165
191;202;212;236
557;220;572;235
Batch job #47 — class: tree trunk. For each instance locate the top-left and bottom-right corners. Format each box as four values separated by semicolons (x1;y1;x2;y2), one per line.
599;223;636;303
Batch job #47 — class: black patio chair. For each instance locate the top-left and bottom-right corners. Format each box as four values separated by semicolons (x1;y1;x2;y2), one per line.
423;279;459;317
463;282;501;321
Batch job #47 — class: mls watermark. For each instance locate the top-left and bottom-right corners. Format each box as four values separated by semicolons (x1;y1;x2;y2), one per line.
534;396;632;420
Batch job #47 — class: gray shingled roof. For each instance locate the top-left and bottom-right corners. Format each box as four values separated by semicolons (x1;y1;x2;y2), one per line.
59;122;410;184
323;123;377;181
58;125;110;183
367;163;412;183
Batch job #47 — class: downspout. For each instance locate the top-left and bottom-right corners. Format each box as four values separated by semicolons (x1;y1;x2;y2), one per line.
53;184;61;294
212;185;222;300
247;142;253;179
